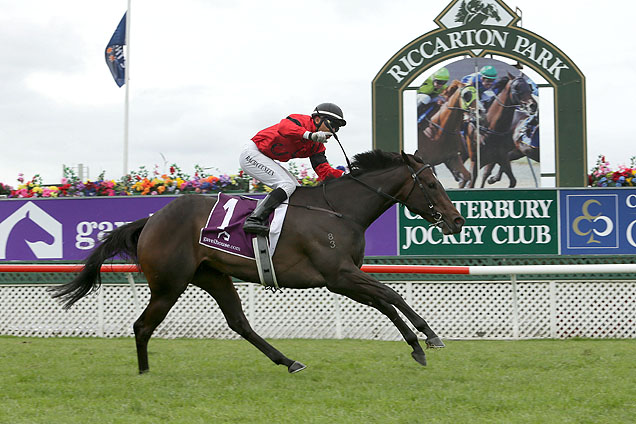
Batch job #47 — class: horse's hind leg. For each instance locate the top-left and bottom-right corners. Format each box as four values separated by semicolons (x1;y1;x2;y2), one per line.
193;266;305;373
133;280;188;374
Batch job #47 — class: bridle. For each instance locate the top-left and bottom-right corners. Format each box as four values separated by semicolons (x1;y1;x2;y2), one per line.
321;120;443;227
346;161;444;228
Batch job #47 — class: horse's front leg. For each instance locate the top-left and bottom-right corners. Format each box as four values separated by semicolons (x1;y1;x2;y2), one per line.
480;162;496;187
487;163;504;185
468;159;478;188
499;159;517;188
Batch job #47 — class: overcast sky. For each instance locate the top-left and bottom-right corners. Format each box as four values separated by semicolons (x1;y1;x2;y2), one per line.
0;0;633;186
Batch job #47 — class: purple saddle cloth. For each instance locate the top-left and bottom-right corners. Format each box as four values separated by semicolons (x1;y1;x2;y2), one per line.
199;193;274;259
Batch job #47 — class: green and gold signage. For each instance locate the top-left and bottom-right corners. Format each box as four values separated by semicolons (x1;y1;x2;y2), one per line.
372;0;586;187
399;189;559;255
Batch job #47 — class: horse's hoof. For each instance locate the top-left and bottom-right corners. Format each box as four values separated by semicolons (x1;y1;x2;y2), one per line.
138;369;149;375
426;336;446;348
411;351;427;366
288;361;307;373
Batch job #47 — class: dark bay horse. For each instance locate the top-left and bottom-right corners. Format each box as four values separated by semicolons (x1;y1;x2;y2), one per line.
416;80;475;187
50;151;465;374
465;74;535;188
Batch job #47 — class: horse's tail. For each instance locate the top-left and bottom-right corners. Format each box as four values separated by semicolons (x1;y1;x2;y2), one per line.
49;217;149;309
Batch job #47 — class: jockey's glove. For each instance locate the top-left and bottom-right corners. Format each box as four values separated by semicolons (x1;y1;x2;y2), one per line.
310;131;333;143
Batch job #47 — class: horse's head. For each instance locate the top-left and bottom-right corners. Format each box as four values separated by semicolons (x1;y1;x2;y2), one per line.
442;81;479;116
442;80;463;99
509;75;534;107
398;152;465;235
459;85;478;111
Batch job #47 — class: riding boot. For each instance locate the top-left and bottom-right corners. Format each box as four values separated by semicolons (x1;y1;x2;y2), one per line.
243;187;287;236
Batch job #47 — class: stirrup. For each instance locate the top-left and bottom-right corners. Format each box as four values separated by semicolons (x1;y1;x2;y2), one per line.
243;218;270;236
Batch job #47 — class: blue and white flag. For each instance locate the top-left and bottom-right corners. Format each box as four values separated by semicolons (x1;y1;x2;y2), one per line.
105;13;127;87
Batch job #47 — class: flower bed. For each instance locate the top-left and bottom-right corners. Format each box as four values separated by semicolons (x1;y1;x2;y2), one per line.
588;156;636;187
1;163;324;198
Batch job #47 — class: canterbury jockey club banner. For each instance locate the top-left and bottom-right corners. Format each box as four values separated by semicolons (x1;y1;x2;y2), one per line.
400;189;558;255
2;189;636;261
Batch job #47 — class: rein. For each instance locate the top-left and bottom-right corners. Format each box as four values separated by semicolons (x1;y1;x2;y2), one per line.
492;92;519;109
422;115;463;136
348;163;443;226
421;91;473;136
315;123;443;227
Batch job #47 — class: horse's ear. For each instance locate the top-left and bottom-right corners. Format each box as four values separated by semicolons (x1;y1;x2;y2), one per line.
444;81;459;97
400;151;410;163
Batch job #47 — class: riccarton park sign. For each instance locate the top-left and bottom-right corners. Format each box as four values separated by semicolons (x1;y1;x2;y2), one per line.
372;0;586;187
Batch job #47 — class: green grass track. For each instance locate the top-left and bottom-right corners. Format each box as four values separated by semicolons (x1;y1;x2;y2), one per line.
1;337;634;423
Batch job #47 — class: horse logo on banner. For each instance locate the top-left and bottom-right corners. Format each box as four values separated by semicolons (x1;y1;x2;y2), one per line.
0;202;63;259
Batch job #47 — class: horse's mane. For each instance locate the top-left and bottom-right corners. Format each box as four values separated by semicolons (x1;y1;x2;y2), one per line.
347;150;419;177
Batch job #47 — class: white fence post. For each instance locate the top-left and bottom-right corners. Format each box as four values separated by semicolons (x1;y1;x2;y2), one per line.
511;274;519;339
549;280;557;338
247;284;254;322
97;287;104;337
126;272;141;315
332;292;342;339
406;281;413;305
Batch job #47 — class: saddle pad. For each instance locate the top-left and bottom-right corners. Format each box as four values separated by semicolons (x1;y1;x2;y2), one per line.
199;193;288;260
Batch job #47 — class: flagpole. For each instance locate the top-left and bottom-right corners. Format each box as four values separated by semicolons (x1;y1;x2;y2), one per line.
123;0;131;177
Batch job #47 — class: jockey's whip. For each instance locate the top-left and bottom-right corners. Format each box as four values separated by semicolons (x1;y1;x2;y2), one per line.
324;121;353;171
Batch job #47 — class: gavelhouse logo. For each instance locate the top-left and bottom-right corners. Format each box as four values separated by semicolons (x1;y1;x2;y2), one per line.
0;202;63;259
566;195;618;249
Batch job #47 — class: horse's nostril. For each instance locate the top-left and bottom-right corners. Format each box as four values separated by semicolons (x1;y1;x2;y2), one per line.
454;216;466;228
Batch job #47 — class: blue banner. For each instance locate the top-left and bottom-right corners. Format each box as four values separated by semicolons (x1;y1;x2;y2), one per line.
105;13;127;87
560;189;636;255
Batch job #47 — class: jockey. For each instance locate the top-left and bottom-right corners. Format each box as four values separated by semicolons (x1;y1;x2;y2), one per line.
515;78;540;149
240;103;346;236
417;67;450;126
461;65;498;108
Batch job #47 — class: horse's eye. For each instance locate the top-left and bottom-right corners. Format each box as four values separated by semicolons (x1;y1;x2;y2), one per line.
428;182;436;189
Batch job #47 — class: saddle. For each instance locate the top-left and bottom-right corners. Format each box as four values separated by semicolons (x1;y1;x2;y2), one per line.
199;193;287;289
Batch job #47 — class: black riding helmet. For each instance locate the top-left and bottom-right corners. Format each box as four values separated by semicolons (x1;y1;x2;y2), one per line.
311;103;346;131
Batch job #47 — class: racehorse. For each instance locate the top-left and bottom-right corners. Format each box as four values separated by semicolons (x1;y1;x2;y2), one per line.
464;74;535;188
416;80;475;187
50;151;465;374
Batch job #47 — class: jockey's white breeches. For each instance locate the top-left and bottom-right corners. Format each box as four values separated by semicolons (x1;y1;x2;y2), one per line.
239;142;300;198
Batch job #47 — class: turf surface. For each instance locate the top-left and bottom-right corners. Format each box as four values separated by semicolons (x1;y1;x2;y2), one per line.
0;337;634;423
